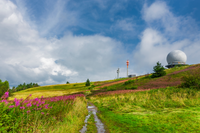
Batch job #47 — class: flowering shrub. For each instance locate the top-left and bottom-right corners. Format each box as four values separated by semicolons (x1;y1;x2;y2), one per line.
0;91;85;132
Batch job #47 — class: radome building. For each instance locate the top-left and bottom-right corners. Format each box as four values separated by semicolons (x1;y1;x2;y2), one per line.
165;50;188;68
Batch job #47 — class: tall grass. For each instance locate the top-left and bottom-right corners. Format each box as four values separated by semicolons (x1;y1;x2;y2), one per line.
1;92;87;133
90;87;200;132
91;87;200;112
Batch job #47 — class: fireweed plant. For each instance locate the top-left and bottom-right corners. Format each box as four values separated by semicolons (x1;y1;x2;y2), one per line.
0;90;85;132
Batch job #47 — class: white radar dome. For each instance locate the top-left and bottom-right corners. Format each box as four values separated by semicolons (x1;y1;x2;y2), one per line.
167;50;187;65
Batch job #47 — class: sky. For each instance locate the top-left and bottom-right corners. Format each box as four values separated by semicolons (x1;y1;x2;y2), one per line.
0;0;200;87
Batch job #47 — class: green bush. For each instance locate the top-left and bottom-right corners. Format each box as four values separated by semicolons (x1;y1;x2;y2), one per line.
124;80;134;85
91;85;95;88
85;79;91;86
107;88;117;91
130;86;138;90
179;74;200;89
102;86;107;90
88;85;95;90
125;86;138;90
151;61;166;78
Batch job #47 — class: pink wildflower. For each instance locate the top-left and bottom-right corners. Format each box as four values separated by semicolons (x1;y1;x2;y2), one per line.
37;108;42;110
1;99;8;105
41;112;44;114
45;104;49;109
34;98;39;101
27;110;31;113
27;103;32;107
20;106;25;110
15;100;20;107
9;105;14;108
4;92;9;98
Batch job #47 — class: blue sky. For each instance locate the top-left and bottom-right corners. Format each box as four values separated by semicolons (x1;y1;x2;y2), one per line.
0;0;200;87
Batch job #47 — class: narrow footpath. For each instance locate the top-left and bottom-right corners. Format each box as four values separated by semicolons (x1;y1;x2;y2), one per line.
79;102;106;133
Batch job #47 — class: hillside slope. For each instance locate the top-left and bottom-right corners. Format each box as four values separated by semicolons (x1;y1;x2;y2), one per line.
91;64;200;96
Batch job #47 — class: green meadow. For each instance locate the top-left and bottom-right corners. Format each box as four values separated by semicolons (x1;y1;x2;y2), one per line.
89;87;200;133
1;64;200;132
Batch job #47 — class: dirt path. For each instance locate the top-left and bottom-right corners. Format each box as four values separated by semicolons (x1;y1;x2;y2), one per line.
80;102;108;133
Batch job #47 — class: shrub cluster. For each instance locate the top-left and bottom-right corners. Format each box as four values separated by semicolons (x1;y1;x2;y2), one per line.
107;88;117;91
125;86;138;90
124;80;134;85
11;82;39;93
88;85;95;90
179;70;200;89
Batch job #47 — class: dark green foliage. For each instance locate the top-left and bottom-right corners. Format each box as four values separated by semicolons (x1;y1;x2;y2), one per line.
102;86;108;90
179;71;200;89
85;79;91;86
91;85;95;88
88;85;95;90
0;103;16;132
0;80;9;98
66;81;70;84
125;86;138;90
151;61;166;78
107;88;117;91
12;82;39;92
124;80;134;85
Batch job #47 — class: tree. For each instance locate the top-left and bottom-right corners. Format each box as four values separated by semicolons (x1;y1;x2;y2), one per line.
66;81;69;84
151;61;166;78
85;79;90;86
0;80;9;98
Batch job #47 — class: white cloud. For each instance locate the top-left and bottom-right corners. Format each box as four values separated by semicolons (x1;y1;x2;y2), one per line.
0;0;127;86
132;1;200;74
142;1;169;21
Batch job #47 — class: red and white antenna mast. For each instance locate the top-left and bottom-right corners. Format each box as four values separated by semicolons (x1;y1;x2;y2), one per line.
126;60;129;77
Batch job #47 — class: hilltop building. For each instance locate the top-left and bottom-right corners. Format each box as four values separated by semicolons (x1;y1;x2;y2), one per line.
128;74;136;78
165;50;188;68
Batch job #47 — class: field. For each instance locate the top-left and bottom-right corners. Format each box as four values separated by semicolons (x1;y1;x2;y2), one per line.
89;87;200;132
1;63;200;132
8;83;88;101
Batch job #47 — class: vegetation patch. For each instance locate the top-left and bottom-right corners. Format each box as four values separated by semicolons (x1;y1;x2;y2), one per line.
8;83;90;100
90;87;200;132
0;92;87;133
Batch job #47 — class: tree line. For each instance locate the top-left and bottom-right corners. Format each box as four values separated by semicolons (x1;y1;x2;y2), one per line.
0;80;39;98
11;82;39;92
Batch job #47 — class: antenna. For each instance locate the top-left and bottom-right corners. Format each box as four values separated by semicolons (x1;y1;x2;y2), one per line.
117;68;119;79
126;60;129;77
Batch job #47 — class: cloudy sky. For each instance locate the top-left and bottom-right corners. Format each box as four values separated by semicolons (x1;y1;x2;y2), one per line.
0;0;200;87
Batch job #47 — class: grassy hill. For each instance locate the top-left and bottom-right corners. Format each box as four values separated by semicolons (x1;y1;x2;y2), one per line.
1;63;200;132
